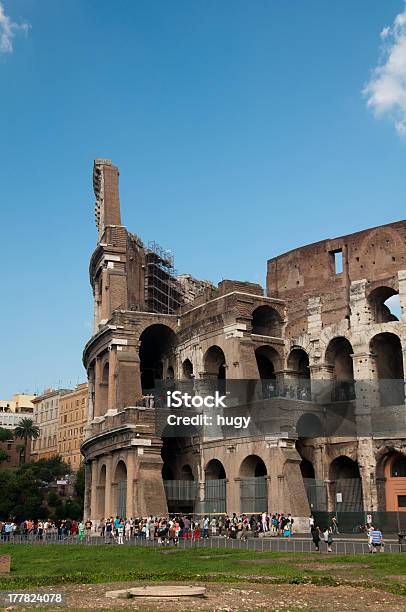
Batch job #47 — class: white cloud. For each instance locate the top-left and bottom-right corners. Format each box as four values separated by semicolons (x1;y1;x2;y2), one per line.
364;2;406;136
0;1;30;54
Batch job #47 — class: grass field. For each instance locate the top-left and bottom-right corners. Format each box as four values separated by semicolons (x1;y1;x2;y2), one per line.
0;543;406;597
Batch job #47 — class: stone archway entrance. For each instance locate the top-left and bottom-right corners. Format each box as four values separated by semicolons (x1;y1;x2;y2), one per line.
139;324;177;391
204;459;227;513
239;455;268;513
114;460;127;518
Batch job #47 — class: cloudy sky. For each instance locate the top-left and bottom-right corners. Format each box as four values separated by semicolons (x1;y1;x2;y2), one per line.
1;0;406;396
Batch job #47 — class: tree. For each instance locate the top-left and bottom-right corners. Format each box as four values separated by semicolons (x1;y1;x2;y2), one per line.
13;418;40;464
0;449;9;464
0;427;12;442
74;463;85;504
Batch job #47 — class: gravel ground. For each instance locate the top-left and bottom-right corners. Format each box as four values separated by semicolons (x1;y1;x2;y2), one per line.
2;581;405;611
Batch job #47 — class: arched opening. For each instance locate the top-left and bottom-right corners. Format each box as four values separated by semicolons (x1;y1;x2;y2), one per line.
255;346;280;398
368;286;401;323
255;346;278;380
166;365;174;380
182;359;194;379
181;464;195;481
370;332;405;406
325;337;355;401
99;361;109;412
299;457;327;511
97;464;106;518
252;305;282;337
296;413;323;438
114;460;127;518
287;348;310;378
204;459;226;513
139;324;177;391
203;346;226;379
287;348;311;399
329;456;363;512
239;455;267;513
300;458;315;479
162;437;198;513
384;453;406;511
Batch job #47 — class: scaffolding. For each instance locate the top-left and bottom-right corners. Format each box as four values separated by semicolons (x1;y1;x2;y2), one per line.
144;241;184;314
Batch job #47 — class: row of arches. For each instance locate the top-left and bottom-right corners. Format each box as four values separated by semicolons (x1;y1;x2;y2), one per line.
300;452;406;513
162;455;268;514
97;460;127;519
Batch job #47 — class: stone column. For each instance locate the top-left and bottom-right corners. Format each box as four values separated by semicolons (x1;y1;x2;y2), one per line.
104;454;113;518
83;461;92;520
309;363;334;404
358;439;377;512
94;358;103;418
90;459;98;520
126;450;135;518
108;348;117;411
397;270;406;321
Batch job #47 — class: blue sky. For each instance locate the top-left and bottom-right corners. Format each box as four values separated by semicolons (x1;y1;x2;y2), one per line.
1;0;406;397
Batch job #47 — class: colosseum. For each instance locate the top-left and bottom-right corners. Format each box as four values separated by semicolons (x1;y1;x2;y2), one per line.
81;158;406;528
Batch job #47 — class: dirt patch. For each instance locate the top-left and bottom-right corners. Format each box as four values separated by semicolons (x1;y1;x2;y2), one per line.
7;581;406;611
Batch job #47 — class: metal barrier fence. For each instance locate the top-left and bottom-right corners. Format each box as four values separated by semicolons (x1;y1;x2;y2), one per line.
2;533;406;554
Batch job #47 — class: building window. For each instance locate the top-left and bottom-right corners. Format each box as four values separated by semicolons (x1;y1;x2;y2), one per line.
398;495;406;508
330;249;343;274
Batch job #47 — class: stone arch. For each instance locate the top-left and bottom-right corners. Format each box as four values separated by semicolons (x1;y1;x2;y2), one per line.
139;324;178;391
325;337;355;401
370;332;404;406
252;305;282;337
329;455;363;512
203;346;226;379
255;345;281;379
368;286;400;323
287;348;310;378
99;360;109;412
205;458;226;479
239;455;268;513
113;459;127;518
239;454;267;478
204;459;227;513
180;464;195;481
182;358;194;379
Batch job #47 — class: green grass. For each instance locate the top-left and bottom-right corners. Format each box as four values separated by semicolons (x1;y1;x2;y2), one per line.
0;544;405;596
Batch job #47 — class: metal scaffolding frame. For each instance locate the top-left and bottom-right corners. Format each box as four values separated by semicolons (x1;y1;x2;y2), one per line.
144;241;184;314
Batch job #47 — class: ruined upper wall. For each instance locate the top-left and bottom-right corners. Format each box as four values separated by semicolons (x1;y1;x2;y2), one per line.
93;159;121;239
267;220;406;338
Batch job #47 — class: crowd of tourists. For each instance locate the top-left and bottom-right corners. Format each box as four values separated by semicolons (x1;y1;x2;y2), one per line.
0;513;385;552
92;511;297;544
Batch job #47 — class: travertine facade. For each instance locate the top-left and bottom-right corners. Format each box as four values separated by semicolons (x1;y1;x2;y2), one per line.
82;159;406;523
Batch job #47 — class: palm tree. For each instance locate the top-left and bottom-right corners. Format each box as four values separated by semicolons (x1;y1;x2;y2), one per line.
14;418;40;464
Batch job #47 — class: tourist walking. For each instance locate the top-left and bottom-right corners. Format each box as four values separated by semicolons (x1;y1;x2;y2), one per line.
78;521;85;543
369;526;384;553
311;525;321;551
323;527;333;553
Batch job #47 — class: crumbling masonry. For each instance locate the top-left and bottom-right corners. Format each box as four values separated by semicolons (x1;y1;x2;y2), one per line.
82;159;406;525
